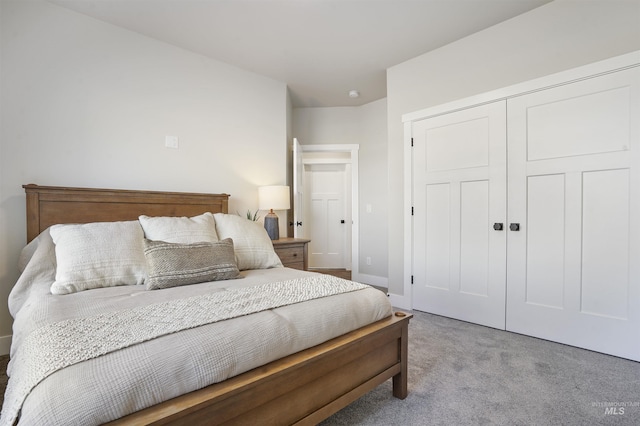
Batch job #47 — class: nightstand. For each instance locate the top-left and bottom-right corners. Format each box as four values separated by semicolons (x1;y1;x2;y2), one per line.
272;238;310;271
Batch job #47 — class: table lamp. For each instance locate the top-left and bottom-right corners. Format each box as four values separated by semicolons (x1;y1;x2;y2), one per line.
258;185;290;240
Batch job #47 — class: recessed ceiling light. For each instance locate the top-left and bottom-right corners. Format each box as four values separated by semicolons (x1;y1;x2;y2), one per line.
348;89;360;98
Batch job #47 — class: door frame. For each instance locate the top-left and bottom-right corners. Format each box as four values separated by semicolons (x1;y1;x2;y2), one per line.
298;144;359;278
400;50;640;311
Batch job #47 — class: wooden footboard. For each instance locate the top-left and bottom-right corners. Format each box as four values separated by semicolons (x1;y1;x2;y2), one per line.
107;312;412;425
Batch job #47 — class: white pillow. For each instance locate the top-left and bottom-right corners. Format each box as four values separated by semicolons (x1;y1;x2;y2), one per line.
213;213;283;270
49;221;146;295
138;212;219;243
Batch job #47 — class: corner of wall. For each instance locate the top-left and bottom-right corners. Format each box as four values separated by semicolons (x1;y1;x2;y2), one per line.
387;293;412;311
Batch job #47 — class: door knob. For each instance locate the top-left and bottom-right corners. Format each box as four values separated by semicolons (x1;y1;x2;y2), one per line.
493;223;504;231
510;223;520;231
340;220;345;224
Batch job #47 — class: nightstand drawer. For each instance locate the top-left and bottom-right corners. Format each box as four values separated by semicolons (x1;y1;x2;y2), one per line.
283;260;305;270
277;247;304;265
272;238;310;271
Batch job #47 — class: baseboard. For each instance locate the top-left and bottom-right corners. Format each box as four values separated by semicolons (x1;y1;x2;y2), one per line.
0;335;12;356
352;273;387;288
388;293;412;311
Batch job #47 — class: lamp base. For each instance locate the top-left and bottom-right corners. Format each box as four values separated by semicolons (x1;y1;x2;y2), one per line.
264;212;279;240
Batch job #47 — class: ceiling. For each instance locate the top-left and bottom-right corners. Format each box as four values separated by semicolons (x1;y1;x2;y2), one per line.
49;0;552;107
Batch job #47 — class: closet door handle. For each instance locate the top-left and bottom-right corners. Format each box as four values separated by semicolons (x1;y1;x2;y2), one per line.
493;223;504;231
510;223;520;231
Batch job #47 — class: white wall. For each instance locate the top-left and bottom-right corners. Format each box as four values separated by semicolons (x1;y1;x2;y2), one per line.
358;99;388;282
386;0;640;301
293;99;388;283
0;0;288;351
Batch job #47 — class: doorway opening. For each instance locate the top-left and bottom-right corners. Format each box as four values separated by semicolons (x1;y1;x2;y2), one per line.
293;140;359;279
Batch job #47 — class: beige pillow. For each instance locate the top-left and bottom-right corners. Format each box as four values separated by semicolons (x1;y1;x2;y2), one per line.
49;221;146;295
213;213;283;270
138;212;218;243
143;238;240;290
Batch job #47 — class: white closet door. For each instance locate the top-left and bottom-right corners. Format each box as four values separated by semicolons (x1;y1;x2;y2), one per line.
413;101;507;329
507;67;640;361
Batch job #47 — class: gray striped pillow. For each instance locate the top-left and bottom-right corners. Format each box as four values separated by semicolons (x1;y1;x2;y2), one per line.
143;238;240;290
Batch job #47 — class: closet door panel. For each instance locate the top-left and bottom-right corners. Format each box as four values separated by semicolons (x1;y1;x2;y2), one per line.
507;67;640;361
459;180;489;297
525;174;565;308
424;183;451;290
413;101;506;329
426;118;490;171
581;169;630;319
526;85;631;160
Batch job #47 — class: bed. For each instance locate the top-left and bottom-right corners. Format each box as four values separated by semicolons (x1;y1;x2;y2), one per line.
1;184;411;425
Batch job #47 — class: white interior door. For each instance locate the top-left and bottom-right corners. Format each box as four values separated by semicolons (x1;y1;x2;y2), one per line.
292;138;304;238
412;101;507;329
305;163;347;269
507;68;640;361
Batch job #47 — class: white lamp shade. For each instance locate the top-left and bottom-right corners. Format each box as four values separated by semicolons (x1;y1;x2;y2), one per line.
258;185;290;211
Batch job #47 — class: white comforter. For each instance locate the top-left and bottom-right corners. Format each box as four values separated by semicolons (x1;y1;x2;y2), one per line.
1;230;392;425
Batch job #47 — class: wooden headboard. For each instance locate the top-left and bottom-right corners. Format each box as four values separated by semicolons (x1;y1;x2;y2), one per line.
23;184;230;243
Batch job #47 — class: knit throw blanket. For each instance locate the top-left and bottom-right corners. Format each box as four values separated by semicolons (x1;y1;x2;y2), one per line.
0;276;367;425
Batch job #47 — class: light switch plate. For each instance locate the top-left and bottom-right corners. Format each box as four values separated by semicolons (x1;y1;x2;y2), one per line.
165;135;179;149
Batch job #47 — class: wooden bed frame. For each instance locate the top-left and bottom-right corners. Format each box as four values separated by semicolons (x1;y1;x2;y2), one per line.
23;184;412;425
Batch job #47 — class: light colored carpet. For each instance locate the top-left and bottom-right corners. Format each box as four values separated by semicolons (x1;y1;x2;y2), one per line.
321;310;640;425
